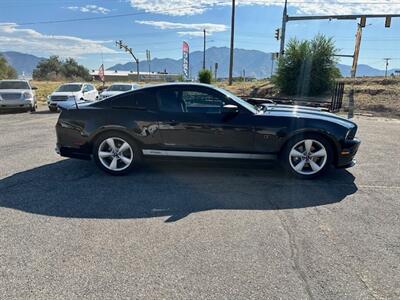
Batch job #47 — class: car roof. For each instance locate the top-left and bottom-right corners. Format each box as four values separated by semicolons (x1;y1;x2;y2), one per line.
138;82;215;90
110;82;137;85
0;79;29;82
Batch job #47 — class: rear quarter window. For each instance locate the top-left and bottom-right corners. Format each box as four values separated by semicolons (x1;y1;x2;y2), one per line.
111;90;157;110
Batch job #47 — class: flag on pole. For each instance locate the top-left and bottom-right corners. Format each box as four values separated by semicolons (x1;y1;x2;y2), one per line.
98;64;105;82
182;41;190;80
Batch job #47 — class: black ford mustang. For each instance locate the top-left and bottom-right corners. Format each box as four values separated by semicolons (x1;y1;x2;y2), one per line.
55;83;360;178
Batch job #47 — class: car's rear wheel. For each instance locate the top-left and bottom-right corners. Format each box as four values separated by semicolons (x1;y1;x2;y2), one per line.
93;132;141;175
49;106;58;112
281;134;333;179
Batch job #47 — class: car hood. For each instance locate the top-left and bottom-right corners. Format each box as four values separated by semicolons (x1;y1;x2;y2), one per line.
0;89;31;93
57;99;90;110
261;104;356;128
101;91;126;97
51;92;81;96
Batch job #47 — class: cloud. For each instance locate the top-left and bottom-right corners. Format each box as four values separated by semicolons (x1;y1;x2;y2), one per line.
128;0;400;16
135;20;228;36
67;5;110;14
0;23;116;58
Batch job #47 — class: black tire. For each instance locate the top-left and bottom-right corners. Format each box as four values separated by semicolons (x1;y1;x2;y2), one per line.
92;131;142;175
49;106;58;112
30;103;36;112
280;133;333;179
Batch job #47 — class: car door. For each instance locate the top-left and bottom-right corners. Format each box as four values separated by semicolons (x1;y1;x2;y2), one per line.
157;85;255;153
87;84;96;100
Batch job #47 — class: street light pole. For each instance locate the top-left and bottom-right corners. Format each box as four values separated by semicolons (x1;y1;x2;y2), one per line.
203;29;206;70
228;0;236;85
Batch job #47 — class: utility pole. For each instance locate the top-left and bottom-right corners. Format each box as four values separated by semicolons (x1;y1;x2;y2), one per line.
146;49;151;75
270;54;275;78
116;40;140;81
384;58;391;77
279;0;288;56
348;23;363;119
228;0;236;85
203;29;206;70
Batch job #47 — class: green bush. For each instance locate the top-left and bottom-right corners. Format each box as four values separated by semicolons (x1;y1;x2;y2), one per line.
273;34;341;96
0;54;17;80
198;69;212;84
33;56;90;81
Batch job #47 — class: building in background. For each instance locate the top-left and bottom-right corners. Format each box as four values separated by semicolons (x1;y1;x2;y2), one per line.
90;70;181;82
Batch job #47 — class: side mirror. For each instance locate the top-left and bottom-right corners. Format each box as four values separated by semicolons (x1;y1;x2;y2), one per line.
31;86;38;90
222;104;239;114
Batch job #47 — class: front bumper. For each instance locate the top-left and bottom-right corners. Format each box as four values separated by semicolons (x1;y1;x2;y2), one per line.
336;138;361;168
0;100;33;109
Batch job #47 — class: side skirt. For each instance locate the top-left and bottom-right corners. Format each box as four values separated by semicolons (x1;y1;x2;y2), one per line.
142;149;276;160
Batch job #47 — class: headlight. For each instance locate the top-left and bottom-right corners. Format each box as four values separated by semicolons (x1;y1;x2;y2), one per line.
23;92;33;100
345;127;356;140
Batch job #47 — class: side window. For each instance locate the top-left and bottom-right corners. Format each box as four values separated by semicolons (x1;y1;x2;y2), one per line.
112;91;157;110
87;85;94;91
157;88;183;112
182;89;226;114
83;85;89;92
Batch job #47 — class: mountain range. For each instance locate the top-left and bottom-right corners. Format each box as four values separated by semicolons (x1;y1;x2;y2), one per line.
1;48;397;78
1;51;45;76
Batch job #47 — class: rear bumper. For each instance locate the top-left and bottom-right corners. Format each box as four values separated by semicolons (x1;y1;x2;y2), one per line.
336;138;361;168
55;122;92;160
56;143;91;160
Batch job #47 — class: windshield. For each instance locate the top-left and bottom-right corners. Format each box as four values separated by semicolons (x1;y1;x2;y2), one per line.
0;81;30;90
56;84;82;92
215;87;257;114
107;84;132;92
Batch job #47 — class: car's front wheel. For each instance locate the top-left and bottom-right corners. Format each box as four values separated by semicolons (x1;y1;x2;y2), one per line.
93;132;141;175
281;134;333;179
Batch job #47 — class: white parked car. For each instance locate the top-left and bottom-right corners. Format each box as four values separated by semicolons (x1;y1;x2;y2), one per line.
0;80;37;112
100;82;140;100
47;83;98;112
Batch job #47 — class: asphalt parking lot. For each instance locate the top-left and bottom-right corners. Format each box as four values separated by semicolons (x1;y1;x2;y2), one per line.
0;108;399;299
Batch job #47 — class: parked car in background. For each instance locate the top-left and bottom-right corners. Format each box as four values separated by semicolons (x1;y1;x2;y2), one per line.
55;83;360;178
0;80;37;112
47;83;98;112
99;82;140;100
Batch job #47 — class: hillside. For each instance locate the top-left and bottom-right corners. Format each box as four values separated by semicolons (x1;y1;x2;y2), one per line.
1;51;44;76
108;47;274;79
108;47;394;78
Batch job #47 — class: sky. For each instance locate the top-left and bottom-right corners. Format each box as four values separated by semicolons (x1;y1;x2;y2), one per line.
0;0;399;71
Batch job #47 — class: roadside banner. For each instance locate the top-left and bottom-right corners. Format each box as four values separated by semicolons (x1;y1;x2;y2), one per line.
98;64;105;82
182;41;190;80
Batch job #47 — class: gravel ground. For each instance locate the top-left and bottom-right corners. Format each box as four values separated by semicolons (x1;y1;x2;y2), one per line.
0;108;399;299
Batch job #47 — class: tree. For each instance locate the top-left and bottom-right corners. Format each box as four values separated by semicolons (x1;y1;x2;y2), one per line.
0;54;17;80
198;69;212;84
273;34;341;96
32;56;62;80
60;58;90;80
33;56;90;81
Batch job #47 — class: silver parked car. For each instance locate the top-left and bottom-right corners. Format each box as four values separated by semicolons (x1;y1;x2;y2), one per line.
99;82;140;100
0;80;37;112
47;83;99;112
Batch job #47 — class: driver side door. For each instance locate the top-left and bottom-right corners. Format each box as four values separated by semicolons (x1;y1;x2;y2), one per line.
157;85;255;153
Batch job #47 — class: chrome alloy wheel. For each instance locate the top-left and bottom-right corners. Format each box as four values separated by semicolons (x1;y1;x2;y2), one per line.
289;139;327;175
98;137;133;171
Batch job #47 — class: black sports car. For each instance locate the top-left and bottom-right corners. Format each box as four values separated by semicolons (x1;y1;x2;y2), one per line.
55;83;360;178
